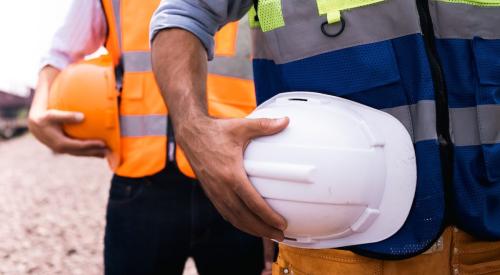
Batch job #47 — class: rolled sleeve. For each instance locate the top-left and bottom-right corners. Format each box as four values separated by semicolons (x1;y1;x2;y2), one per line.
150;0;252;60
40;0;106;71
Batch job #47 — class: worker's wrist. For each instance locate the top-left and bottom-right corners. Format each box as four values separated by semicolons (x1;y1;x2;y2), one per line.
172;111;213;144
28;99;47;121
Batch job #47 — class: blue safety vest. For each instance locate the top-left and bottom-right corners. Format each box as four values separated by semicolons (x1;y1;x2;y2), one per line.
250;0;500;259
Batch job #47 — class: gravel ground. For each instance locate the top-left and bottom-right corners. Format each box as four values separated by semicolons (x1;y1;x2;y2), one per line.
0;134;198;275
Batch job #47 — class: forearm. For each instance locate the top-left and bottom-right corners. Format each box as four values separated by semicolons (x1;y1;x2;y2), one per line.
149;1;287;240
28;65;106;157
30;66;60;118
151;28;210;137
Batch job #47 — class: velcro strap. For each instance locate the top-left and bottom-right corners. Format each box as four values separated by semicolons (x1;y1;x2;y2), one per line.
317;0;385;24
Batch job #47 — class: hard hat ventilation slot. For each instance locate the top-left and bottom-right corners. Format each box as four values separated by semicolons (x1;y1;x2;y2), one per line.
288;98;308;102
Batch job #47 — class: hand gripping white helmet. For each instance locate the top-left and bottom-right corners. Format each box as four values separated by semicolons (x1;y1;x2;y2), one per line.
244;92;417;249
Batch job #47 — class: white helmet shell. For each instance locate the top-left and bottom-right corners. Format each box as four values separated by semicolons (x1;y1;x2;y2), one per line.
244;92;417;249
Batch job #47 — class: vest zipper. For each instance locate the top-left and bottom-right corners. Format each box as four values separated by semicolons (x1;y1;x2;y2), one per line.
167;117;176;163
253;0;260;21
415;0;454;222
352;1;455;260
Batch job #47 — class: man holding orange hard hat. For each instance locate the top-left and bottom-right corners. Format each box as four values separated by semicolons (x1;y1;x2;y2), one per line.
28;1;269;274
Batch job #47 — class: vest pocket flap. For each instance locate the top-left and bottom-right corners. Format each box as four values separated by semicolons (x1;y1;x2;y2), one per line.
473;38;500;86
281;40;401;96
121;73;145;99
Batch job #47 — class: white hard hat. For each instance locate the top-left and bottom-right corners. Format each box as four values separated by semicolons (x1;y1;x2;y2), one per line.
244;92;416;249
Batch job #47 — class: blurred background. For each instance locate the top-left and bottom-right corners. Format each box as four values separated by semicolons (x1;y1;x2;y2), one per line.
0;1;198;274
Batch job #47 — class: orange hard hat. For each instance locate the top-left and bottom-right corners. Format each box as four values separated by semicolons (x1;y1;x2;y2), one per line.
48;55;121;170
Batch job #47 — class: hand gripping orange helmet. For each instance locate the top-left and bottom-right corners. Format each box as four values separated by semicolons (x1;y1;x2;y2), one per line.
48;55;121;170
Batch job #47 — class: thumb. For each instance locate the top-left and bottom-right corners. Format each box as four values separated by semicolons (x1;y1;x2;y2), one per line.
242;117;289;139
45;109;85;124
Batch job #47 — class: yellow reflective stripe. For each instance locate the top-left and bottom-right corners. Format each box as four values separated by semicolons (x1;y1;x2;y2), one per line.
317;0;385;24
257;0;285;32
437;0;500;6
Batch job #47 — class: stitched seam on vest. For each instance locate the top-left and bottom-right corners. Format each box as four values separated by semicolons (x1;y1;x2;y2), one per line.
437;0;500;7
429;0;500;39
284;249;373;263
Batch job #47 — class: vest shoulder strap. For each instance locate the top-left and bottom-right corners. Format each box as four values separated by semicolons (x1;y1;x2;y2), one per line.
100;0;121;65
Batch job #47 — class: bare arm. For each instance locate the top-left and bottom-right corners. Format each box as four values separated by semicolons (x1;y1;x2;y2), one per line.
28;66;107;157
151;29;287;240
29;1;107;157
30;66;61;119
151;29;209;129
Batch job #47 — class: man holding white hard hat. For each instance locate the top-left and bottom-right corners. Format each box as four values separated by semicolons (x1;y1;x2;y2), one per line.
150;0;500;274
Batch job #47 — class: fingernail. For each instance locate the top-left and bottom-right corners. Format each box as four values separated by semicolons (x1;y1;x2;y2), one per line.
272;235;285;242
74;112;84;121
274;117;289;126
279;222;287;231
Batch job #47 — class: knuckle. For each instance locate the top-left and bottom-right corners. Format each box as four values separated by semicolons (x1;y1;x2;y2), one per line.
31;114;46;125
246;199;260;213
222;197;245;218
258;119;272;131
43;110;54;119
52;145;63;153
52;141;67;153
220;168;237;184
231;181;243;194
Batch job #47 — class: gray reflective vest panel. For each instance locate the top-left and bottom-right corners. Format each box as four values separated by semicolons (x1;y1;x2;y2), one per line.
251;0;421;64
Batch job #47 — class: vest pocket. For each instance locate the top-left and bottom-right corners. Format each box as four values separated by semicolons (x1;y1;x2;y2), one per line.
279;40;402;103
122;73;145;100
472;38;500;183
473;38;500;87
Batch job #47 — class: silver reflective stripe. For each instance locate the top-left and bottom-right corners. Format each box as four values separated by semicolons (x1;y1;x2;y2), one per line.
252;0;421;64
122;20;254;79
208;18;254;80
429;0;500;39
478;105;500;145
120;115;167;137
112;0;122;50
450;105;500;146
122;50;254;79
382;101;437;143
207;57;253;80
123;51;152;72
383;102;500;146
236;16;252;58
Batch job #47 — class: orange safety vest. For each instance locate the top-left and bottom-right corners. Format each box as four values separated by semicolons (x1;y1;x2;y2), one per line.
100;0;256;178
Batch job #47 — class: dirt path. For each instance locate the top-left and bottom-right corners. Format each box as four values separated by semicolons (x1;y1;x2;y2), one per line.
0;134;197;275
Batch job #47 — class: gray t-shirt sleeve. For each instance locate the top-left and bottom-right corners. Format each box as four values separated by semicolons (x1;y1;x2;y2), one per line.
150;0;253;60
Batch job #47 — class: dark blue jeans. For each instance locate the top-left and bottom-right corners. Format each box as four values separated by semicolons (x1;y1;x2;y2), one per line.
104;165;263;275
